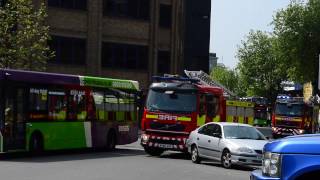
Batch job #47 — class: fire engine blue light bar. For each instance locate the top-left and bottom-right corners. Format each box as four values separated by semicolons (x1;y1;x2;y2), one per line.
152;76;199;83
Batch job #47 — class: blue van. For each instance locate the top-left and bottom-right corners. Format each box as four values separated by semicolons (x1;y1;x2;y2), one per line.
250;134;320;180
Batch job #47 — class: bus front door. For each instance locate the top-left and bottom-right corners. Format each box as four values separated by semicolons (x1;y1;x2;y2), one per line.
4;87;26;152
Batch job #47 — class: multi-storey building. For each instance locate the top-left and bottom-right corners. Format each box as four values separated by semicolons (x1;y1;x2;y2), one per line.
35;0;211;89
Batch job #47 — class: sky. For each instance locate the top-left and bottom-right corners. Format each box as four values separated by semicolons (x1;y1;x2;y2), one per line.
210;0;292;69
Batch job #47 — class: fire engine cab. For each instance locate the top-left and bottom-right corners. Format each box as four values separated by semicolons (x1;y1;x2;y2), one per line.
272;95;319;138
140;75;225;156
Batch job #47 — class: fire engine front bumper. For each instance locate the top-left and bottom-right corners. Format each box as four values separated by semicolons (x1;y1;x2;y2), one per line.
140;133;187;151
272;127;305;137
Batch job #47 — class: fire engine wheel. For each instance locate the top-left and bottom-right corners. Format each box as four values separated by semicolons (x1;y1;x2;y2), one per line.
144;147;164;156
191;145;201;164
221;150;232;169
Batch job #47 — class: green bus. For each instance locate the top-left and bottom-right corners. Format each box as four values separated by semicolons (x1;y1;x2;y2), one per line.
0;69;140;153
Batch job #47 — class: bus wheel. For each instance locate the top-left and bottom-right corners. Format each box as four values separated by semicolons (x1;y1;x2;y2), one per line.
144;147;164;156
30;134;43;154
106;130;116;151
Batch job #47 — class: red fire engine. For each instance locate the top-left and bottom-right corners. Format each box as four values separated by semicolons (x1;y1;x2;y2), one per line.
140;75;226;156
272;95;319;138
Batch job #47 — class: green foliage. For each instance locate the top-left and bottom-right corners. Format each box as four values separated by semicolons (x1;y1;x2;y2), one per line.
236;30;286;100
273;0;320;83
236;0;320;100
0;0;53;71
210;65;246;97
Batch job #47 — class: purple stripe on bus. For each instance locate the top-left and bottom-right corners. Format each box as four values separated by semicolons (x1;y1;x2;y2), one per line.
0;69;80;85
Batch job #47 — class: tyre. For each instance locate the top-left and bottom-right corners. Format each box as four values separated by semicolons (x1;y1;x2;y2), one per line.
221;150;232;168
191;145;201;164
106;130;117;151
144;147;164;156
29;134;43;154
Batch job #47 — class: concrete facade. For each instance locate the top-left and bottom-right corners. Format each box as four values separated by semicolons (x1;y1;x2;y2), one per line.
35;0;210;90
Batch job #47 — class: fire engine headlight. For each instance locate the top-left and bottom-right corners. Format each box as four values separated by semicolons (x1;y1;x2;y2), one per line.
141;134;149;143
262;152;281;178
298;129;305;134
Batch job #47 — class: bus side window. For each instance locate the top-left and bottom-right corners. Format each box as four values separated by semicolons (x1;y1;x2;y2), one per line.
29;88;48;121
93;91;104;121
48;90;67;121
68;89;86;121
104;91;118;121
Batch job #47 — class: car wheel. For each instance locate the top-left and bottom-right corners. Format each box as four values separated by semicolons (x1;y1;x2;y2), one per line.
221;150;232;168
191;145;201;164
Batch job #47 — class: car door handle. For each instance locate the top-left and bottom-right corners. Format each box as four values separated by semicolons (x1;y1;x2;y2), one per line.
208;140;211;143
197;137;199;141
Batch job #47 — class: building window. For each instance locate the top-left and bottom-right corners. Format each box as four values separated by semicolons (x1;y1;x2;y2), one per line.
101;42;148;70
49;35;86;65
103;0;150;20
48;0;87;10
157;51;170;74
159;4;172;28
0;0;6;7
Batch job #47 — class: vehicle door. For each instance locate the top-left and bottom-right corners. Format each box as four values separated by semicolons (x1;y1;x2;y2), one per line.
196;124;212;157
206;124;222;158
3;85;26;151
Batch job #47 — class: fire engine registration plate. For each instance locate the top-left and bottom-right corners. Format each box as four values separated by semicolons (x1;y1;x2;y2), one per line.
158;144;174;149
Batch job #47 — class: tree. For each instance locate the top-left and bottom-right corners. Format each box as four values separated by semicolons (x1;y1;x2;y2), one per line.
236;30;286;100
210;64;245;97
273;0;320;83
0;0;53;71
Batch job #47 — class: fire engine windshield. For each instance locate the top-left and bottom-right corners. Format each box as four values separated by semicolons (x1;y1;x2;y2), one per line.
275;103;303;116
146;89;197;113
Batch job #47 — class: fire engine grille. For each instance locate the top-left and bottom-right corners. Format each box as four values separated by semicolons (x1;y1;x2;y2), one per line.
149;138;181;145
150;121;186;132
276;120;301;128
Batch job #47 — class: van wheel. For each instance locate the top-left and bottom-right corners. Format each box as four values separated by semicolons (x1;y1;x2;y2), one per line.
221;150;232;168
191;145;201;164
106;130;116;151
30;134;43;154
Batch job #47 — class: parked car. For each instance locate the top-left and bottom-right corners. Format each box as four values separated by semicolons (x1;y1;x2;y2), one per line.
250;134;320;180
186;122;268;168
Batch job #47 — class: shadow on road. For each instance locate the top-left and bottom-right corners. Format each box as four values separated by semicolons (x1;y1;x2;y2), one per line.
202;161;257;172
159;151;190;160
0;148;146;163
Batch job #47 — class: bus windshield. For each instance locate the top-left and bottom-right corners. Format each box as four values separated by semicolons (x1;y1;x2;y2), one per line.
275;103;303;116
146;89;197;113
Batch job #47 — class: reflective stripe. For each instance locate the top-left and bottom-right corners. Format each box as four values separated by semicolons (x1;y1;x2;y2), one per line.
197;115;206;126
213;115;220;122
247;117;254;125
226;100;254;107
238;116;244;123
227;116;233;122
146;114;158;119
177;116;191;121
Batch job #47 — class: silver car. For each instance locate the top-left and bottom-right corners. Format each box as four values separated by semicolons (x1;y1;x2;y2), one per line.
186;122;268;168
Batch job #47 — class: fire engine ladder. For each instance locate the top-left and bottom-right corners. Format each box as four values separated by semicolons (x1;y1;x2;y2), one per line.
184;70;236;98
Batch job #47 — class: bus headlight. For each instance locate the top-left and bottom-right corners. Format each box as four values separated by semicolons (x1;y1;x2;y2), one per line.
262;152;281;178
